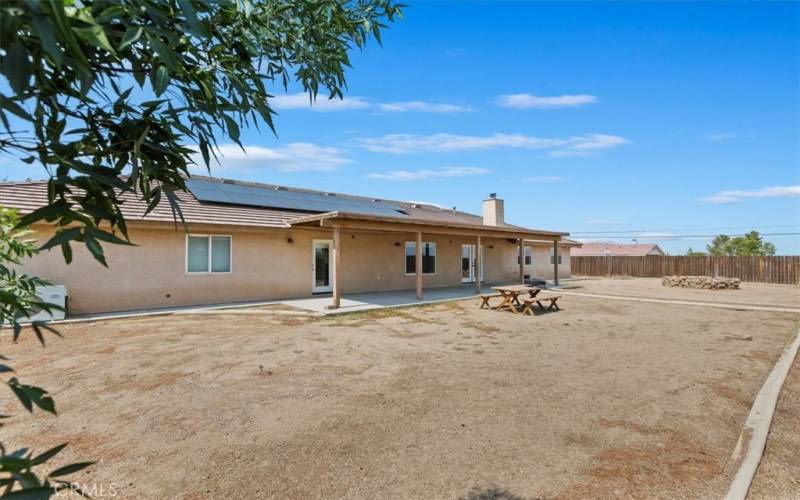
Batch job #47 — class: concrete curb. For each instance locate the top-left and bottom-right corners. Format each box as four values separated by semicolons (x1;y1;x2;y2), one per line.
724;326;800;500
553;290;800;314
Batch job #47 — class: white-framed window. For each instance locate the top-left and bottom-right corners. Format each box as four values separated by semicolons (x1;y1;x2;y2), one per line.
405;241;436;275
550;248;562;265
518;247;532;265
186;235;232;273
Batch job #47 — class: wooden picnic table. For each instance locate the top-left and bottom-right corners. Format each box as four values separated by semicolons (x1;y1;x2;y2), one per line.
492;285;541;313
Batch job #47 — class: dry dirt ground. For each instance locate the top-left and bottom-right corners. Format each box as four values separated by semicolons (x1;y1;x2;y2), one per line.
564;277;800;310
1;288;799;499
749;353;800;499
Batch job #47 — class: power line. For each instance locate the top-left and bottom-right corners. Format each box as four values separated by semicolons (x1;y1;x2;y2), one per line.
575;232;800;240
572;224;800;235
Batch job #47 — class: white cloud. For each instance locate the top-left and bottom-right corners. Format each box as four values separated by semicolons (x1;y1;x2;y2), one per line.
496;93;597;109
190;143;351;173
584;218;624;225
548;134;630;157
378;101;472;113
355;132;628;157
699;185;800;204
523;176;563;183
271;93;470;114
705;132;739;143
271;92;371;112
367;166;490;181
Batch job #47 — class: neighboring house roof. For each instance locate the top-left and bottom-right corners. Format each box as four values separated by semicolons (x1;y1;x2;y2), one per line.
571;242;665;256
0;176;566;237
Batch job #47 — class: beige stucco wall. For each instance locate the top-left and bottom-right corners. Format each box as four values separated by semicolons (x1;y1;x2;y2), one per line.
522;244;572;279
20;223;526;315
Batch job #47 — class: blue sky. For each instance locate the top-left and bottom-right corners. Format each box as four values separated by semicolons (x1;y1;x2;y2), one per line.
2;1;799;253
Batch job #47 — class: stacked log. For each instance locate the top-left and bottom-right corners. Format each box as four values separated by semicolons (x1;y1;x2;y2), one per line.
662;275;741;290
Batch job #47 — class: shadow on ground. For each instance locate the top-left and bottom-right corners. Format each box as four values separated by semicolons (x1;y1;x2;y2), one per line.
463;485;532;500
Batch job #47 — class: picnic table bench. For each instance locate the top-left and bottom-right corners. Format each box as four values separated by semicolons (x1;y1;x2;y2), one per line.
479;293;503;309
520;293;561;315
490;285;542;313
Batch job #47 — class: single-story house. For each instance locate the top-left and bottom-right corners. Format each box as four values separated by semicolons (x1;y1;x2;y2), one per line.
1;177;576;315
572;242;666;257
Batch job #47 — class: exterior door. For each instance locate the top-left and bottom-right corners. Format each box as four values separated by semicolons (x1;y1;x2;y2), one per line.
312;240;333;293
461;244;484;283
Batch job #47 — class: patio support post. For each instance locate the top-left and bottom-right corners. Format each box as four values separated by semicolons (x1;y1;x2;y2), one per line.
415;231;423;299
475;235;482;294
553;240;559;287
331;225;342;309
518;239;525;284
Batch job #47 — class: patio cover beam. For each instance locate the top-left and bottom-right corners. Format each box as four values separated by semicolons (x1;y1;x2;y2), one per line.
328;225;342;309
295;217;562;242
553;240;559;286
475;235;482;294
416;231;423;299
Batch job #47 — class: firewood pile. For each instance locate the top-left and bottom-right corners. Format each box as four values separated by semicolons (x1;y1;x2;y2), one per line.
662;275;741;290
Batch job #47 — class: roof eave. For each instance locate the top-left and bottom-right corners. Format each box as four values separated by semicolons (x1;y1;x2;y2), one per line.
288;211;569;239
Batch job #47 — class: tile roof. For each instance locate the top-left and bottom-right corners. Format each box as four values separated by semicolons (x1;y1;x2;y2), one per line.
571;243;663;256
0;176;552;233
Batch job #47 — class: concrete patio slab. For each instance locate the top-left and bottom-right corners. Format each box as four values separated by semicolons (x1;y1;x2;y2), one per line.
282;284;502;314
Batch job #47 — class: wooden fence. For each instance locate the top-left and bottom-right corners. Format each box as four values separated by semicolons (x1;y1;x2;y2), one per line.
571;255;800;285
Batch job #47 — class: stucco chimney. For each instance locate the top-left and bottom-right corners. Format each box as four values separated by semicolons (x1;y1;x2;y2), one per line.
482;193;504;226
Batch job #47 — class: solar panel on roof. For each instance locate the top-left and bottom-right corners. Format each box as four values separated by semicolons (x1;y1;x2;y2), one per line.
186;179;408;217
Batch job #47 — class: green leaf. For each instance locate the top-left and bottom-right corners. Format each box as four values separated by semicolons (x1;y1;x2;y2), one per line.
0;486;54;499
0;41;31;95
148;35;178;70
95;4;125;23
0;95;33;121
31;15;64;66
152;66;170;96
86;227;133;246
83;236;107;267
15;200;71;228
60;242;73;264
73;25;117;55
0;455;33;474
178;0;208;37
118;26;143;51
222;115;240;143
39;227;82;252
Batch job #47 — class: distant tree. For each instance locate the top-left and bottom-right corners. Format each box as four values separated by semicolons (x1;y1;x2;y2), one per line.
686;247;707;256
706;231;777;256
706;235;733;256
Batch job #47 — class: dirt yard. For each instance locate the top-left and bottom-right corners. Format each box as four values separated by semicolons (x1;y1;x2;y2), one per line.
1;288;798;499
564;277;800;310
749;353;800;499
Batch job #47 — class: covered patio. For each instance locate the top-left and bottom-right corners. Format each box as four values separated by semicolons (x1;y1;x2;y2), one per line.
289;210;567;310
281;284;501;314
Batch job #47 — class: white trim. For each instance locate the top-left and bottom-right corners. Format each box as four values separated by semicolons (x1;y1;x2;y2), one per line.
185;234;233;274
461;243;484;283
312;239;334;293
404;241;437;276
